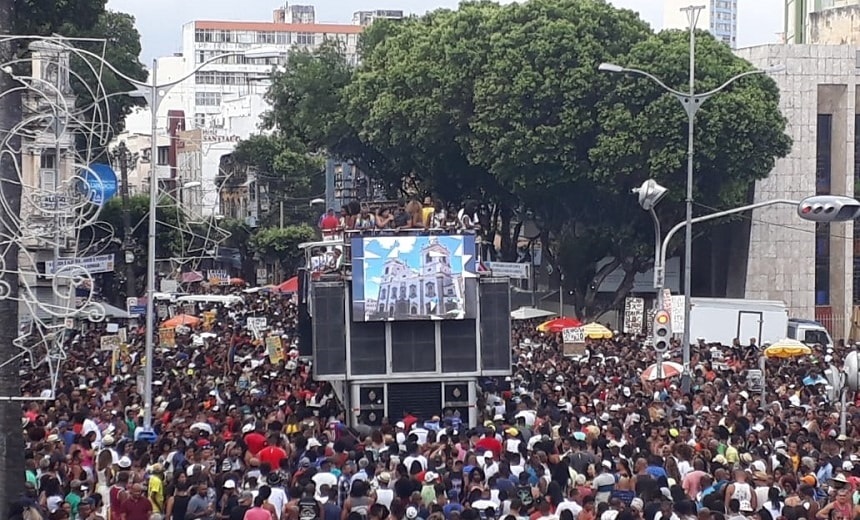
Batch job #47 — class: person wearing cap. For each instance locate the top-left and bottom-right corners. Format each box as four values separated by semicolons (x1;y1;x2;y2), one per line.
218;480;239;520
148;463;166;514
228;491;254;520
593;460;616;505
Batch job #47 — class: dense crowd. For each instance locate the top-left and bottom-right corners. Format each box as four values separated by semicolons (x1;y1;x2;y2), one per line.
14;284;860;520
319;197;487;234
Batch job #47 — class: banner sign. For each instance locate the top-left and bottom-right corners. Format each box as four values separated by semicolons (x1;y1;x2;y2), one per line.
485;262;530;280
623;297;645;334
46;255;114;275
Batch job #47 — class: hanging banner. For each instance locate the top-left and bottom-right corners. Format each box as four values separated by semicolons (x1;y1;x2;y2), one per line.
562;327;585;343
623;297;645;334
266;335;284;364
670;295;685;334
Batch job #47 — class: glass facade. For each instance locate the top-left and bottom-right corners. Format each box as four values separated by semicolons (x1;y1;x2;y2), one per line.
816;114;832;305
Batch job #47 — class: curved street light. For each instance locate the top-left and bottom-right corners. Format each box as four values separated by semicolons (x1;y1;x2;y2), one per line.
599;25;786;388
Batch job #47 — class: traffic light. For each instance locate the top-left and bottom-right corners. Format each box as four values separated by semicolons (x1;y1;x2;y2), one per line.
653;310;671;352
797;196;860;222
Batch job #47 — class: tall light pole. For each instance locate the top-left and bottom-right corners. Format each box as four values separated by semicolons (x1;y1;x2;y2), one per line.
49;44;284;437
599;6;784;386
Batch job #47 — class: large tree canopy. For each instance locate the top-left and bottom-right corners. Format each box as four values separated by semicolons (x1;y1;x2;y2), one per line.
258;0;791;318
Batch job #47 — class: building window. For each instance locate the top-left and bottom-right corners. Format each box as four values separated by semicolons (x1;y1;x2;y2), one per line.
257;31;277;44
194;29;213;42
194;113;206;127
296;32;314;45
854;114;860;304
40;169;56;192
816;113;832;306
195;92;221;107
425;282;435;298
156;146;169;166
40;152;56;170
817;114;832;195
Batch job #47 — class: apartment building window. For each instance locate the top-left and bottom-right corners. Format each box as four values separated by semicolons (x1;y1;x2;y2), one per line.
296;32;314;45
195;92;222;107
156;146;170;166
40;169;56;192
715;0;732;8
277;32;290;44
195;29;213;42
237;31;255;44
40;152;56;170
257;31;277;44
816;114;833;306
194;114;206;128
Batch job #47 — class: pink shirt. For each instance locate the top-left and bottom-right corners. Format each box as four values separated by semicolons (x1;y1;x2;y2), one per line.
244;507;272;520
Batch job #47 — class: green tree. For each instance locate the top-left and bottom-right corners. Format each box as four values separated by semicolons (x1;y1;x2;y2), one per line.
264;41;402;196
232;133;324;228
81;195;186;302
248;224;316;278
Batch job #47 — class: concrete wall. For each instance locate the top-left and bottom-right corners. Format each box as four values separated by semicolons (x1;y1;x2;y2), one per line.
736;44;857;337
810;4;860;44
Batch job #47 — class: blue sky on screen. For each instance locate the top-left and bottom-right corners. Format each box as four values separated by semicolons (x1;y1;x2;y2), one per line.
362;236;465;298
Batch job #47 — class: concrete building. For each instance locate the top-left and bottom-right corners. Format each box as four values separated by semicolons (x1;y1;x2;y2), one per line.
18;42;79;318
734;44;860;338
273;3;316;24
785;0;860;44
664;0;738;48
352;9;404;26
176;129;205;221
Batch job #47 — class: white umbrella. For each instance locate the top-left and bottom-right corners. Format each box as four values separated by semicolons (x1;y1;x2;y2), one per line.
190;422;213;434
640;361;684;382
510;306;556;320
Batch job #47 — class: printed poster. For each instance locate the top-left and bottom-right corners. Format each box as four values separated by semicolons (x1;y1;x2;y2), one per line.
623;297;644;334
159;327;175;348
266;335;284;364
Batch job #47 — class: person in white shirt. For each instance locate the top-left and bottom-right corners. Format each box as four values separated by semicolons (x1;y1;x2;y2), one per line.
373;472;394;508
403;444;428;472
312;460;338;490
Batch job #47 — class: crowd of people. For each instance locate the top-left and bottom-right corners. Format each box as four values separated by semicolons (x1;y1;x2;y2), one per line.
319;197;487;235
13;281;860;520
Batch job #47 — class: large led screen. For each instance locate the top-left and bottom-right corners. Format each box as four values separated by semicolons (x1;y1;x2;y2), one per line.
351;235;478;322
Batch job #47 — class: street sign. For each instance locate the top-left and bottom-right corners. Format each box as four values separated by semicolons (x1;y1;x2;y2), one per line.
485;262;530;279
46;254;114;275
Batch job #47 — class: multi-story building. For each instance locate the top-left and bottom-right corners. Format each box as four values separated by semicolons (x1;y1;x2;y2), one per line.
731;44;860;339
273;4;316;24
176;129;205;221
352;9;404;26
18;42;78;319
785;0;860;44
664;0;738;48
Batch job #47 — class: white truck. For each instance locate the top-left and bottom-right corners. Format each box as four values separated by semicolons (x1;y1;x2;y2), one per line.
688;297;833;347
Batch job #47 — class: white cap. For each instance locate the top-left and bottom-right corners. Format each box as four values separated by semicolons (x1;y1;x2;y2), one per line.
117;456;132;469
242;424;254;434
224;480;236;489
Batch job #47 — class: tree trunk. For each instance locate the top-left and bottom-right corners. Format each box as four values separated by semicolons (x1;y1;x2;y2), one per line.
579;257;621;320
0;1;26;510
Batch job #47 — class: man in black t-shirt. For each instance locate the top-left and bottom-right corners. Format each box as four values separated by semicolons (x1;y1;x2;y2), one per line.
228;492;253;520
298;484;321;520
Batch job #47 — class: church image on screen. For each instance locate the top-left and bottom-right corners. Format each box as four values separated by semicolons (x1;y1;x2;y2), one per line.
364;236;467;321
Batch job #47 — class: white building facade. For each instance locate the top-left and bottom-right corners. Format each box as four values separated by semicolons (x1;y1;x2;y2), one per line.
664;0;738;48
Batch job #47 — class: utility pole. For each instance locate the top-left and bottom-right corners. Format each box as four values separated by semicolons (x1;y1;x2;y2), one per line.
0;0;27;511
116;142;136;299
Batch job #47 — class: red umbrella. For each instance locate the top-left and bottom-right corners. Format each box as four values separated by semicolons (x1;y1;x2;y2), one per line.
275;276;299;293
537;316;583;333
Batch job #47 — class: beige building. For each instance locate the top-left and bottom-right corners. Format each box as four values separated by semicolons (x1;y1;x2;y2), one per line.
18;41;78;319
785;0;860;43
735;44;860;338
176;129;205;221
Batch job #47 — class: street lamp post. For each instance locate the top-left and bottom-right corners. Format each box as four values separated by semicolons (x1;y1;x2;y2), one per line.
599;6;784;384
632;179;668;307
51;44;284;437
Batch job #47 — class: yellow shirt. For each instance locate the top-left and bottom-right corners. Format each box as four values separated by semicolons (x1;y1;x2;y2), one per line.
149;474;164;513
